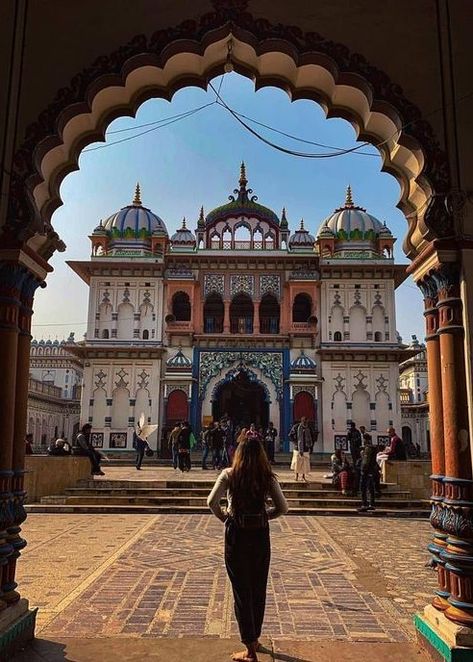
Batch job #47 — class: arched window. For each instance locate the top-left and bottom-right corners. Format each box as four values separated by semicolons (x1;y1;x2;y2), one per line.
253;228;263;249
102;329;109;339
111;388;129;429
265;233;275;250
402;426;413;447
222;227;232;249
210;233;220;249
142;329;149;339
334;331;342;342
117;302;134;339
172;292;191;321
230;293;254;334
349;305;367;342
292;293;311;323
259;293;280;334
374;331;382;342
140;301;154;338
204;293;224;333
234;224;251;248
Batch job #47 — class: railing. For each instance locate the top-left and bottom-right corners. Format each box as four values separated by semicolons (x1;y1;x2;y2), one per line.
291;321;312;331
260;317;280;334
230;318;253;334
204;317;224;333
28;377;63;399
167;320;193;331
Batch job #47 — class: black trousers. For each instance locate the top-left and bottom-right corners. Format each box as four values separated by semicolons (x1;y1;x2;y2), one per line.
360;471;375;507
87;449;101;474
135;449;145;469
225;520;270;645
178;450;191;471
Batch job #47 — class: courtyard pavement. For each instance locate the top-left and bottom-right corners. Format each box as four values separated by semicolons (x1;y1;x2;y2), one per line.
13;505;435;660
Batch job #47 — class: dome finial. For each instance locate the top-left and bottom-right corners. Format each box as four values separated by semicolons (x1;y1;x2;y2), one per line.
345;184;354;207
300;218;305;230
133;182;142;206
198;205;205;228
182;217;187;229
239;161;247;188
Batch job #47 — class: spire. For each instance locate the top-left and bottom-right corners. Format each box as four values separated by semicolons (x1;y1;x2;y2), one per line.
133;182;142;206
198;205;205;228
300;218;305;231
181;217;187;229
345;184;354;207
280;207;288;227
239;161;247;188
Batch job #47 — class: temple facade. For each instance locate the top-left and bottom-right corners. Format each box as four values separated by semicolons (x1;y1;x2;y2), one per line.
68;165;411;453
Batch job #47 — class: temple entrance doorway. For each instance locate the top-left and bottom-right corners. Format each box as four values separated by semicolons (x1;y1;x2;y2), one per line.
212;371;269;429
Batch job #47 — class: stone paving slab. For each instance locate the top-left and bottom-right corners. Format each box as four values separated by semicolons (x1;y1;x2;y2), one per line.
17;513;437;644
13;636;429;662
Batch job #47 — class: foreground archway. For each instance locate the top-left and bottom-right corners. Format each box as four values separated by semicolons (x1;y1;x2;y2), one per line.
0;2;471;658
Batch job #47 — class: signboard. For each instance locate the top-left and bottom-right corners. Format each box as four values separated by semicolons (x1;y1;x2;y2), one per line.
377;435;390;447
334;434;348;451
90;432;104;448
110;432;127;448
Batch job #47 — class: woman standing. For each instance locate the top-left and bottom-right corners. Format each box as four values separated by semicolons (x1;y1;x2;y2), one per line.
207;436;288;662
290;416;312;481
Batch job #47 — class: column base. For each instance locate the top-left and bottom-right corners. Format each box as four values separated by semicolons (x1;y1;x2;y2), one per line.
0;598;36;661
415;605;473;661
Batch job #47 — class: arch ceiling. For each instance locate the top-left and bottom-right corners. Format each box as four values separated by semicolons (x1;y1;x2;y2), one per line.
8;3;452;260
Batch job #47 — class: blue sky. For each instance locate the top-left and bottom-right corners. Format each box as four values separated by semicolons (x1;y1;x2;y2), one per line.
32;72;423;343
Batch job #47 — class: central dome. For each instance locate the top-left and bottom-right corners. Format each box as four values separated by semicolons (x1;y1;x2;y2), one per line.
205;163;280;226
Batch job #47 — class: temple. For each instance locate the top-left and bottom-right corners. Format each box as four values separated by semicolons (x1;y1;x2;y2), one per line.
67;165;411;453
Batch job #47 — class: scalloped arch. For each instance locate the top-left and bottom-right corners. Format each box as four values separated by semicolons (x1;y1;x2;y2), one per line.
9;10;452;260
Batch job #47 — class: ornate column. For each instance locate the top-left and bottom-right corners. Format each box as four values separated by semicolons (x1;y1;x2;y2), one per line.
5;273;41;604
419;274;448;609
223;300;230;333
253;299;260;334
433;264;473;626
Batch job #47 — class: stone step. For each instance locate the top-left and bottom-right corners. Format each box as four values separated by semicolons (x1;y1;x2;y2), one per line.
75;479;400;491
62;487;412;499
39;495;427;509
25;503;430;518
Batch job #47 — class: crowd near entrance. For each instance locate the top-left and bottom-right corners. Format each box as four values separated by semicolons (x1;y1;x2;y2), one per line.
212;371;269;430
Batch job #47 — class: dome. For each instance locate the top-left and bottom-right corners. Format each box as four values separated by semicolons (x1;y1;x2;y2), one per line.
317;186;388;240
171;218;196;247
167;349;192;369
289;219;315;250
291;350;316;371
102;184;168;237
205;163;280;226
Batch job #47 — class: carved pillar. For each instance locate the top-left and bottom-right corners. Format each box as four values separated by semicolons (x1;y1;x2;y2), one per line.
5;274;40;604
223;300;230;333
0;263;25;609
419;274;448;609
253;299;260;334
433;264;473;626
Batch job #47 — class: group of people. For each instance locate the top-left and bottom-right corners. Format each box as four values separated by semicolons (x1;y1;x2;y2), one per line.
330;423;407;512
167;418;279;473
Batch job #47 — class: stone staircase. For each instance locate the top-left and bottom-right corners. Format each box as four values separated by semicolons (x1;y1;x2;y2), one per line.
26;477;431;518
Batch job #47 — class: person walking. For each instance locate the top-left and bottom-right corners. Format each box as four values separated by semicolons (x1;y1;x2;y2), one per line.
76;423;104;476
291;416;312;481
201;424;211;470
177;421;192;472
207;435;288;662
169;423;181;470
133;429;151;470
358;433;378;512
210;421;224;470
347;421;362;466
264;422;277;464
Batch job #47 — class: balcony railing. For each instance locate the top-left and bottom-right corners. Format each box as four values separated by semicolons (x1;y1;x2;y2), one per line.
260;317;280;334
230;318;254;334
204;317;224;333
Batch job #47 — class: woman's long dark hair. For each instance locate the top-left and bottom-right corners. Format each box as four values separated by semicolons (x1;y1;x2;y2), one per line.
229;435;274;515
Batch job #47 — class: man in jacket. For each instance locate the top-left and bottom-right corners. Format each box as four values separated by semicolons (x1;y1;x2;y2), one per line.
358;433;378;512
347;421;362;465
177;421;192;472
168;423;181;470
265;422;278;463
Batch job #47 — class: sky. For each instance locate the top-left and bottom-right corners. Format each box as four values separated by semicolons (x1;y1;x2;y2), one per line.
32;72;424;343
